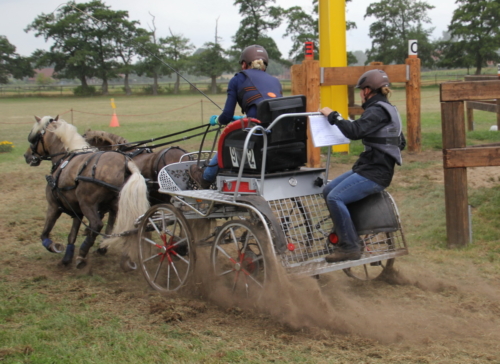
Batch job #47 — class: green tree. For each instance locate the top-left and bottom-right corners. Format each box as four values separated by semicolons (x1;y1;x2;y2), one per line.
440;0;500;75
0;36;34;84
282;0;356;63
25;0;138;94
364;0;435;67
232;0;284;63
190;20;232;94
162;29;195;94
115;25;150;95
191;42;232;94
134;13;170;95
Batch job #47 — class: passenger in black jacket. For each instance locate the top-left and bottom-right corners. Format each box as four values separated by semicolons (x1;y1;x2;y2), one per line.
320;69;406;263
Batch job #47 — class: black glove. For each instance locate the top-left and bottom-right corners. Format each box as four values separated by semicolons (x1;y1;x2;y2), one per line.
328;111;344;125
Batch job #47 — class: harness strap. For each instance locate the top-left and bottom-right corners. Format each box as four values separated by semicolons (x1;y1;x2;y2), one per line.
75;176;121;192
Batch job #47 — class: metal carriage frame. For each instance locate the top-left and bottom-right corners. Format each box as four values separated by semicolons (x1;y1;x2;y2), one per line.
135;108;409;295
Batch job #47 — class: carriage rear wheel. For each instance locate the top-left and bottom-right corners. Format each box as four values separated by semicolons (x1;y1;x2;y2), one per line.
211;220;269;299
138;204;195;292
343;232;395;281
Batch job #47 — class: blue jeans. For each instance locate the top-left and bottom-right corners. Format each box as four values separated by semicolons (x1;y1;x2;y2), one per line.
202;154;219;183
323;170;385;251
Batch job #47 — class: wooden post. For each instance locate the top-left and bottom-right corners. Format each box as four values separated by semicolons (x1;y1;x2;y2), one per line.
348;85;355;119
291;60;321;168
441;101;469;248
406;56;421;153
496;98;500;130
304;60;321;167
466;105;474;131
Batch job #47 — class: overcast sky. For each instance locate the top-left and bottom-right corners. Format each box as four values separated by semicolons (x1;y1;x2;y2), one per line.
1;0;457;58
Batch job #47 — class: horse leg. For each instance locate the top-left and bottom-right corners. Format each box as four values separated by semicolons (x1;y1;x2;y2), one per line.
61;217;81;266
96;210;116;256
75;210;103;269
40;204;64;254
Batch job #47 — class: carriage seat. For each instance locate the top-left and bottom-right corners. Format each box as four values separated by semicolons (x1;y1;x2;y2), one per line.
217;95;308;174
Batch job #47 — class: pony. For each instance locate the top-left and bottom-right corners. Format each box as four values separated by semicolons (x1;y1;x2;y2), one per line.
81;130;192;204
25;115;150;268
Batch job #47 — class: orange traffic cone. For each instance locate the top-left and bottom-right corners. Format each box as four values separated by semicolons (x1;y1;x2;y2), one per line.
109;112;120;127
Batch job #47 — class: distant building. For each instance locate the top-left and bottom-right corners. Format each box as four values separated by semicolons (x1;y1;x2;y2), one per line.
28;68;55;83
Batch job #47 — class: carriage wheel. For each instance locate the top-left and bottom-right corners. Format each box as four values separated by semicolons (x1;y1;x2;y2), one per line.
211;220;269;298
138;204;195;293
343;232;395;281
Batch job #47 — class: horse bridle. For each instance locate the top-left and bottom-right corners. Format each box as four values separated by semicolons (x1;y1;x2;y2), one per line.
29;126;70;165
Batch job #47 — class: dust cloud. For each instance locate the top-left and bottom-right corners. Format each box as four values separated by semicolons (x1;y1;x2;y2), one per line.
190;253;500;348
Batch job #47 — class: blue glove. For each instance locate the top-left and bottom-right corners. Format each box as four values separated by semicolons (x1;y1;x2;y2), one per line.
232;115;244;120
209;115;219;126
328;111;344;125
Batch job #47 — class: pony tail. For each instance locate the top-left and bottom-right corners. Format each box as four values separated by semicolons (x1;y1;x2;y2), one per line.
249;59;266;71
101;160;149;258
380;86;392;98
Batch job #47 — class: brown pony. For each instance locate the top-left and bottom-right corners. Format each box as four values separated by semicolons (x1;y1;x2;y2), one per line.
25;115;149;268
81;130;192;204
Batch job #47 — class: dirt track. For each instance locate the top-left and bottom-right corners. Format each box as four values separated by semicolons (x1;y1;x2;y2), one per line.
2;151;500;363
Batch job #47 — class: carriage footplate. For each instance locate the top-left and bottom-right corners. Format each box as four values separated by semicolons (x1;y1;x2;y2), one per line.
282;229;408;277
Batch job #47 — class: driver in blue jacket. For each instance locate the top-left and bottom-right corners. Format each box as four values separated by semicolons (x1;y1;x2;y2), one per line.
189;44;283;189
320;69;406;263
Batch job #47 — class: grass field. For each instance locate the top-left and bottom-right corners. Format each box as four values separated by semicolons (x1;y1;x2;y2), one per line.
1;91;500;363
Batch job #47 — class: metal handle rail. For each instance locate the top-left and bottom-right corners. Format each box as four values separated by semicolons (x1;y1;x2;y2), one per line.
231;112;323;201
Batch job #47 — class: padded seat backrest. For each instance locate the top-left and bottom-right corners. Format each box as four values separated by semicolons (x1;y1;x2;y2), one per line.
256;95;307;145
218;95;308;174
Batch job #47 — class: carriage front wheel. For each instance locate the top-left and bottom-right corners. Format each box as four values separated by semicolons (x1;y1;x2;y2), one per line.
211;220;269;298
138;204;195;292
343;232;395;281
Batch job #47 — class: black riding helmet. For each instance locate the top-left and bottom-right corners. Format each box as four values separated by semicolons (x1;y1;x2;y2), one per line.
239;45;269;67
355;69;390;90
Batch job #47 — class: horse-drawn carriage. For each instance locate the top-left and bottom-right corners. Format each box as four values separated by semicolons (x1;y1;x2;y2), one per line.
132;95;409;295
25;95;408;296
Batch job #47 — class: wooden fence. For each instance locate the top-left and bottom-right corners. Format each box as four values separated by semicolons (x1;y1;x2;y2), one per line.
440;80;500;247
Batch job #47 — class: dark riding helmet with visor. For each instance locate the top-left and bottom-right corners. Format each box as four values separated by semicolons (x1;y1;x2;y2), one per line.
355;69;390;91
239;45;269;68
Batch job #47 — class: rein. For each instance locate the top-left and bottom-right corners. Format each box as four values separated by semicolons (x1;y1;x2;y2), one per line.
113;124;219;152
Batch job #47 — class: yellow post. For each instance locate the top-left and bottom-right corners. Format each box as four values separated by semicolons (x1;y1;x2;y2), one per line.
319;0;349;153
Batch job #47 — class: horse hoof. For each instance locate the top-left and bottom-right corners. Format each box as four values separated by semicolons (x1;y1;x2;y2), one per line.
75;257;87;269
50;243;65;253
120;255;137;272
43;238;64;253
96;247;107;256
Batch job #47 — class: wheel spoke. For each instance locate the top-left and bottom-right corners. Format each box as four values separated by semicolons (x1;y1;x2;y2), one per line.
218;268;234;276
170;250;189;265
229;227;239;252
216;245;238;264
142;252;162;263
363;264;369;279
152;256;165;283
143;237;166;251
149;217;162;235
242;269;263;288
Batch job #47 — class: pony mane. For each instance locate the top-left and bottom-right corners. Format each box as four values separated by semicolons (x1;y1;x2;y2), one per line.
83;130;129;151
51;120;92;152
31;116;92;152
